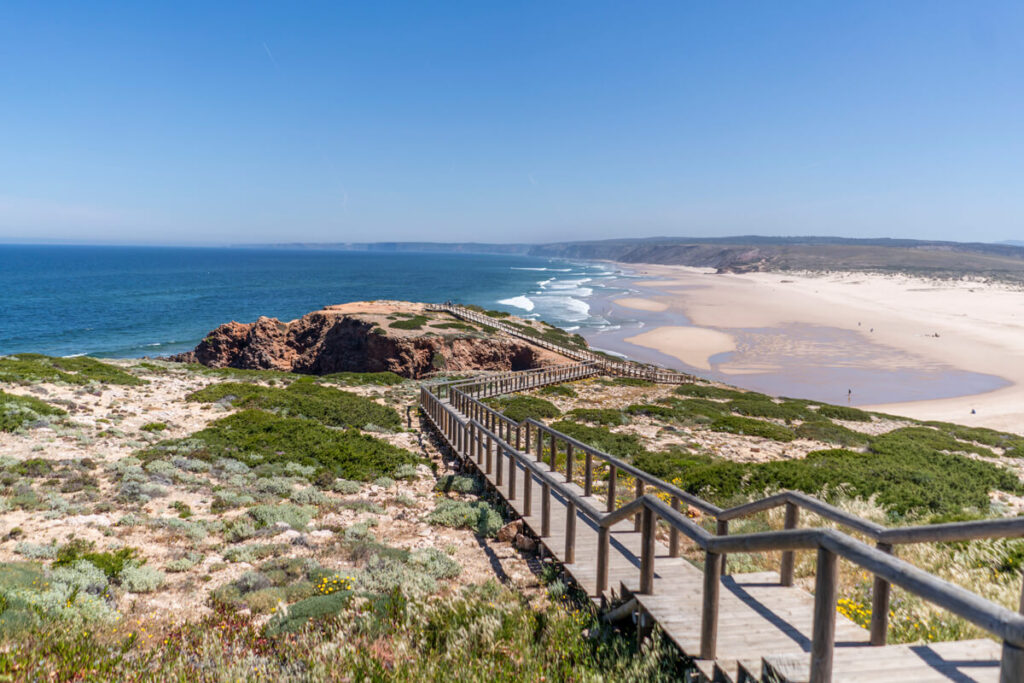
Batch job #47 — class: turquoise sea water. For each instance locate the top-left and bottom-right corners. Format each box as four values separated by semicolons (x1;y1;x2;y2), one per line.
0;245;622;358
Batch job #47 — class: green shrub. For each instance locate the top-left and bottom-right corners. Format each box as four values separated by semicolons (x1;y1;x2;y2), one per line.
625;403;679;420
392;464;420;480
922;422;1024;456
794;420;871;447
223;543;286;563
538;384;577;398
248;503;315;530
187;379;401;431
486;396;561;423
13;458;52;477
332;478;362;494
319;371;405;386
408;548;461;580
674;384;749;400
815;404;873;422
434;475;481;494
709;416;796;442
265;591;351;635
0;391;66;432
0;354;146;386
870;427;994;458
119;565;165;593
143;410;421;481
550;420;646;459
430;322;477;332
567;408;629;426
14;542;57;560
140;422;168;432
727;399;809;423
600;377;655;387
390;315;429;330
427;500;503;537
644;398;727;423
53;542;140;580
635;443;1022;517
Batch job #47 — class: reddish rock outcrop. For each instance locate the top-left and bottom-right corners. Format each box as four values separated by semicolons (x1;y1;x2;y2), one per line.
169;306;563;378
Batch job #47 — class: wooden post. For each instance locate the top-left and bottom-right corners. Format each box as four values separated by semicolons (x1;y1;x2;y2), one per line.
596;526;610;594
999;574;1024;682
634;479;645;532
584;451;593;497
508;452;516;499
780;502;799;587
516;424;521;450
565;501;576;564
870;542;893;646
669;496;680;558
700;552;722;660
717;519;729;576
810;547;838;683
536;428;544;464
607;465;617;512
549;433;557;471
639;506;656;594
495;441;503;486
565;443;574;485
524;423;530;455
485;435;493;475
541;481;551;537
523;468;532;516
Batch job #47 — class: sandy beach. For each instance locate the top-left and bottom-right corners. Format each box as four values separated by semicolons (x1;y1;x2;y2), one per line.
594;264;1024;433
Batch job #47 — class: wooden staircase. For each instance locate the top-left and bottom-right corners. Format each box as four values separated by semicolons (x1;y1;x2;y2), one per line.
419;361;1024;682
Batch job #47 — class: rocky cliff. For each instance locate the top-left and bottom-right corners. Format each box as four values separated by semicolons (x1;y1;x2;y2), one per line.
169;302;565;378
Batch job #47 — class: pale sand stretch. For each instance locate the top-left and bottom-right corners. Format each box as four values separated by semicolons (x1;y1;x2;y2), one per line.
613;297;669;312
617;264;1024;433
624;325;735;371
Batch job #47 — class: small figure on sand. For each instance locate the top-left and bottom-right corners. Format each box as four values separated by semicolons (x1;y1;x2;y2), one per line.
972;408;977;415
848;388;852;402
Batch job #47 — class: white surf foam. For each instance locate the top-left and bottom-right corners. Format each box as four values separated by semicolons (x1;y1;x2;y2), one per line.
498;296;535;312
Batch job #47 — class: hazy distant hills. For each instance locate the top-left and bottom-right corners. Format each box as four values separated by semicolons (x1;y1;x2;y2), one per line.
257;237;1024;281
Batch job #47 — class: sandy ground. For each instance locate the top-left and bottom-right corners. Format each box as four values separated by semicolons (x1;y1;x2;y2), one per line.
624;326;735;371
611;265;1024;433
612;297;669;313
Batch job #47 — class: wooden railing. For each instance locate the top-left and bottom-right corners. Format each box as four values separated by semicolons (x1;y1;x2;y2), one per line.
419;364;1024;682
426;303;692;384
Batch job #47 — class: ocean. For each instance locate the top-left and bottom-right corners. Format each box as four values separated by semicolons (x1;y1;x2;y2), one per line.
0;245;625;359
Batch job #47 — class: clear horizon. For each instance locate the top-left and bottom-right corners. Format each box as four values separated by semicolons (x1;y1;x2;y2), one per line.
2;2;1023;245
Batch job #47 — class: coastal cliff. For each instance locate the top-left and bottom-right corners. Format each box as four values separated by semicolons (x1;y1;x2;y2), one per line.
168;301;565;378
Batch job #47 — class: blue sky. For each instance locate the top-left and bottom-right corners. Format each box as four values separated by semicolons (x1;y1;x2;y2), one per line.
1;1;1022;245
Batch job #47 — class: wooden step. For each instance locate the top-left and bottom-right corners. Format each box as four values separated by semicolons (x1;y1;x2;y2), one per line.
761;638;1001;682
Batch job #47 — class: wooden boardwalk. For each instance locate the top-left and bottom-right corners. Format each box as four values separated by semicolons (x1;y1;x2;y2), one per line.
418;361;1020;682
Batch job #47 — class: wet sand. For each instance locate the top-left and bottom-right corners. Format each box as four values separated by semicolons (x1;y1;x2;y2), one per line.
582;265;1024;433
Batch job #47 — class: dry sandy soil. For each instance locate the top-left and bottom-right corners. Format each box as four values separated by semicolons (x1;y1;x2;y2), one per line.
0;362;546;625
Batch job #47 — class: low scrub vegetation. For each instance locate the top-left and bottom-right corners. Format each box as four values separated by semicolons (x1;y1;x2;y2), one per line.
0;353;145;386
673;384;748;400
0;582;685;680
550;420;645;459
141;410;421;481
319;371;405;386
0;391;66;432
188;379;402;431
708;415;797;442
389;315;429;330
567;407;630;426
486;395;561;423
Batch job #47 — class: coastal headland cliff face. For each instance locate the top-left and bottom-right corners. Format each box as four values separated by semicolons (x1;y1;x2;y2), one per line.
169;301;565;378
